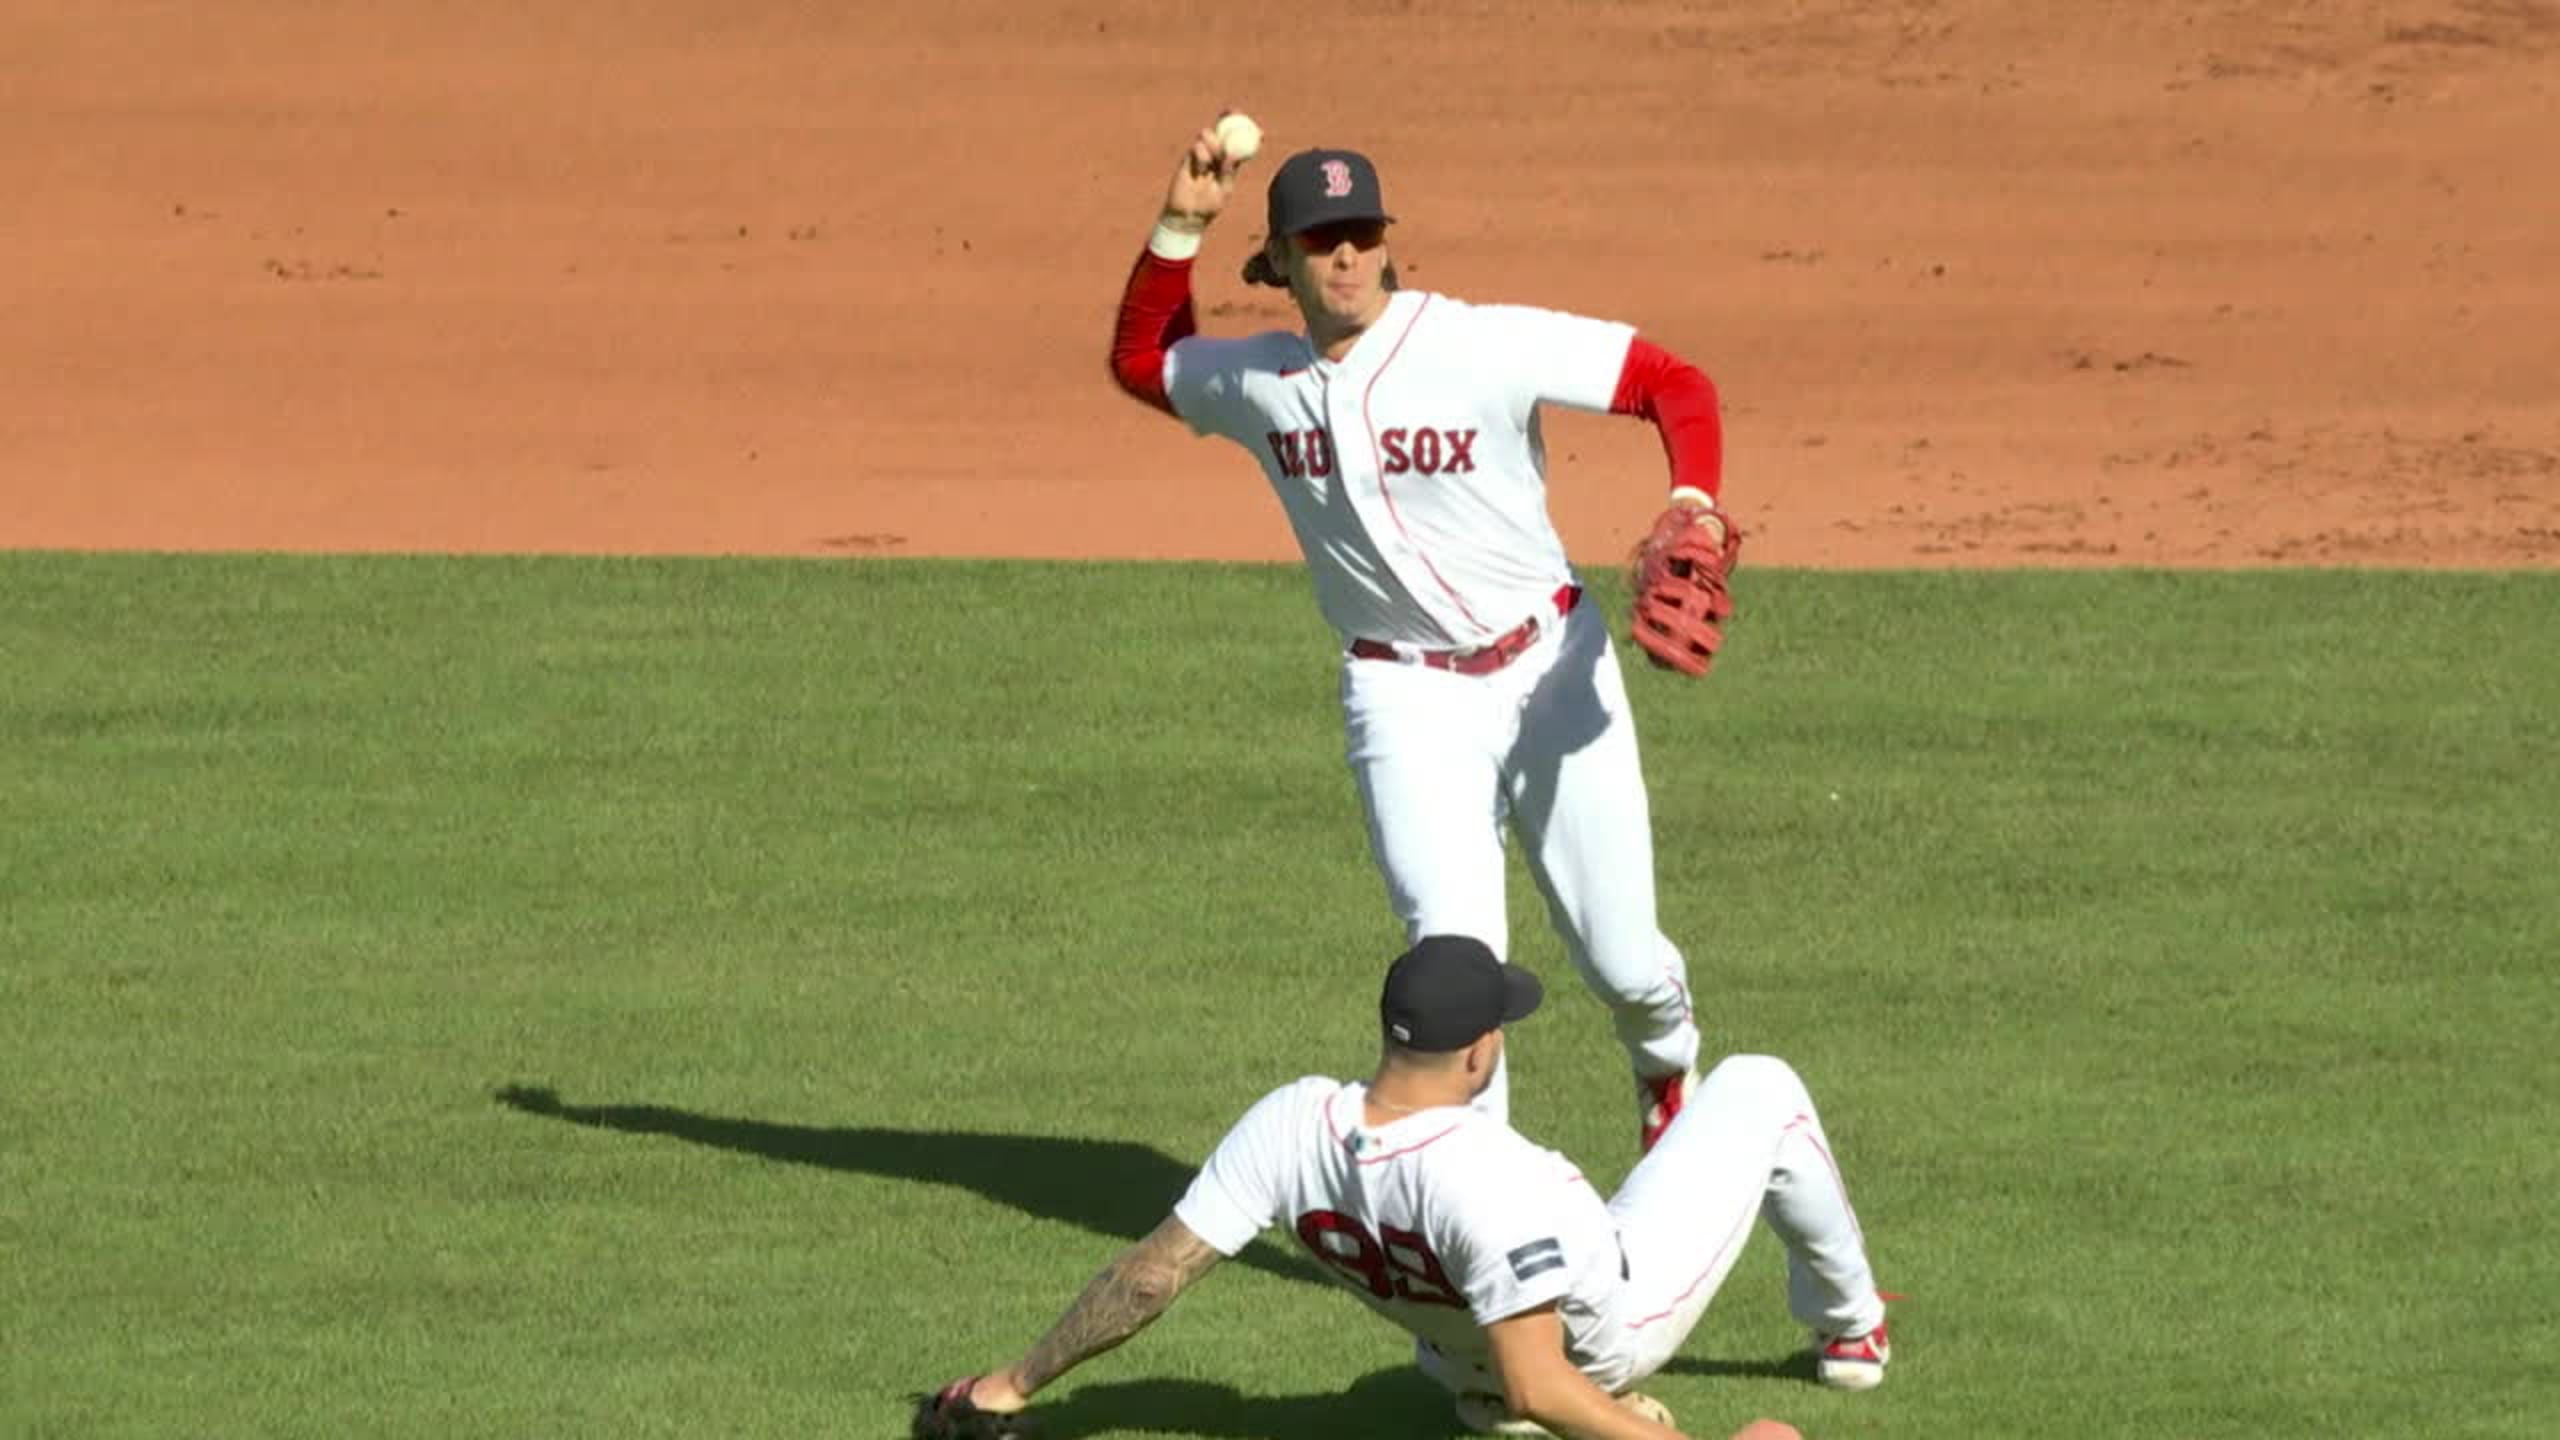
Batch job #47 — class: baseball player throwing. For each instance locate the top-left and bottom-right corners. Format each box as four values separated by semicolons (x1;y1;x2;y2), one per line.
912;935;1891;1440
1110;117;1747;1149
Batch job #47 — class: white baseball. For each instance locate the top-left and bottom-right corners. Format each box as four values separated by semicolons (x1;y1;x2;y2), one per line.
1214;112;1263;165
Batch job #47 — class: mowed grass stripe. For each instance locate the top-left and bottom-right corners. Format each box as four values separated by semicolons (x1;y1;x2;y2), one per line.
3;555;2552;1439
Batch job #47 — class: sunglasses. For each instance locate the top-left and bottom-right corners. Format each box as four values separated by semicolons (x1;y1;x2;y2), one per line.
1291;220;1389;255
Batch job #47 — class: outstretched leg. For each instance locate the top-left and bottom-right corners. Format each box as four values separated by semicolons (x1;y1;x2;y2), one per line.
1603;1055;1887;1383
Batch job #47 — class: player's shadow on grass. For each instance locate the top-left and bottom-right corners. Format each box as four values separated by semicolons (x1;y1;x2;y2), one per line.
492;1084;1325;1291
1027;1367;1466;1440
1654;1351;1815;1384
1030;1364;1799;1439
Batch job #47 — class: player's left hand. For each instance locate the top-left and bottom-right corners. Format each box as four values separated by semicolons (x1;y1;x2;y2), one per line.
1628;498;1743;678
911;1375;1038;1439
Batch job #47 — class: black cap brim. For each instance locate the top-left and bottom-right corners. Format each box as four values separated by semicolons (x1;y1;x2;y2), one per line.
1498;963;1543;1025
1280;204;1396;236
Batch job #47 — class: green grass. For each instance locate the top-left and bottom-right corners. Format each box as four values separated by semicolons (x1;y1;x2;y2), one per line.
3;554;2554;1439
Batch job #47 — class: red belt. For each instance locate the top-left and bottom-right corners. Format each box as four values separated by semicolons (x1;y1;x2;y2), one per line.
1349;585;1581;677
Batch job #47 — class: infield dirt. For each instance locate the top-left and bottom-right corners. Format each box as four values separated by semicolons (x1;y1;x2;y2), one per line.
8;1;2555;567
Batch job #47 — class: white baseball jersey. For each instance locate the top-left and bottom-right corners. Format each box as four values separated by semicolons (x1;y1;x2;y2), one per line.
1172;1075;1633;1390
1161;291;1634;648
1169;1060;1889;1399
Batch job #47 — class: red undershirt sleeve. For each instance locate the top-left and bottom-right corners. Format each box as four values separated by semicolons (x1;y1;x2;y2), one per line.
1109;249;1201;417
1608;336;1725;501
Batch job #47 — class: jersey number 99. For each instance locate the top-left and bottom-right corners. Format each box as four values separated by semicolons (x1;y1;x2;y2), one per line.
1294;1210;1465;1308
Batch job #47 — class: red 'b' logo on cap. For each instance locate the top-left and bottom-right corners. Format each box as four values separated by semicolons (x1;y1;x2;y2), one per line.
1321;160;1353;198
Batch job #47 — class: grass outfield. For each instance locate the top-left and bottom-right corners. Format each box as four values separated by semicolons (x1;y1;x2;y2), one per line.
4;554;2554;1440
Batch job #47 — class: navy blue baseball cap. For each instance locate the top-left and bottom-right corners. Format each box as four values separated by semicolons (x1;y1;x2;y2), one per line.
1379;936;1543;1051
1266;148;1396;238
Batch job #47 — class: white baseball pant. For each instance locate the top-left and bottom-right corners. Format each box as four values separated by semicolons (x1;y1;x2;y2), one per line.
1594;1053;1887;1388
1341;593;1700;1121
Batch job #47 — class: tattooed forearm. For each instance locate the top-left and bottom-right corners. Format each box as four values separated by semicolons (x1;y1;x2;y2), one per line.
1013;1217;1222;1396
1013;1257;1177;1392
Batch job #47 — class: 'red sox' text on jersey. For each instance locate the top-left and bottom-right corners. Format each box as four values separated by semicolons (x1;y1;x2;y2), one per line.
1162;291;1637;650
